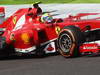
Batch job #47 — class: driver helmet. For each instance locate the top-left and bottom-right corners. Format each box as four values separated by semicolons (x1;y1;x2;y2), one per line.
41;13;53;23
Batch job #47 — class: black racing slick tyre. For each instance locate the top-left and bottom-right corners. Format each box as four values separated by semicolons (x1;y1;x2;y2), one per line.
57;25;85;58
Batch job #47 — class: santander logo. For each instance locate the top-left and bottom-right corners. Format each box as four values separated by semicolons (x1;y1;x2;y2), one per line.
83;46;98;49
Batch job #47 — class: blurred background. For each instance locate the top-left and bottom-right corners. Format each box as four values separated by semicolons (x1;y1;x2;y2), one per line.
0;0;100;4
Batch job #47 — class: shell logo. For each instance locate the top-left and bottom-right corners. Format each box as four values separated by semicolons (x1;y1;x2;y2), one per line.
21;33;30;44
13;16;17;24
55;26;61;34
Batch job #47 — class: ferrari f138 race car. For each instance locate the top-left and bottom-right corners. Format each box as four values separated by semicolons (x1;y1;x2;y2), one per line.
0;3;100;58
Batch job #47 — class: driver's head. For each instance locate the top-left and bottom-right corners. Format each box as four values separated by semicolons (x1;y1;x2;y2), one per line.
41;13;53;23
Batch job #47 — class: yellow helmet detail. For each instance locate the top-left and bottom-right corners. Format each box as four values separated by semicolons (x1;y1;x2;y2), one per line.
41;13;53;23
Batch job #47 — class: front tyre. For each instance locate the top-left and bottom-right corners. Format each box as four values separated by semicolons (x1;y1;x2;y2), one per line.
57;25;85;58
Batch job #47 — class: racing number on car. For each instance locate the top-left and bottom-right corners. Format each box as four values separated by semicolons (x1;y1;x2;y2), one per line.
55;26;61;34
13;16;17;24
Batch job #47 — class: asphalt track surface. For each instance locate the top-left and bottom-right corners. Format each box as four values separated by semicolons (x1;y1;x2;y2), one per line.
0;55;100;75
0;4;100;75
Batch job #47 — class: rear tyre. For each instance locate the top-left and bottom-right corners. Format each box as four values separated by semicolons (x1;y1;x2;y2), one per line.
57;25;85;58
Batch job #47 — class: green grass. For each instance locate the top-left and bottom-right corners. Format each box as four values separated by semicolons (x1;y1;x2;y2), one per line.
71;0;100;3
0;0;100;4
0;0;35;4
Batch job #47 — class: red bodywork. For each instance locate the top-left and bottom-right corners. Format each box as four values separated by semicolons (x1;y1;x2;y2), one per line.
0;7;100;55
80;43;100;55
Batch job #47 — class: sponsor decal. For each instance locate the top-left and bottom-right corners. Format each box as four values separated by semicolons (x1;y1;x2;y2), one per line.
13;16;17;24
15;46;36;53
13;15;25;31
21;33;30;44
44;42;56;54
47;44;54;51
55;26;61;34
83;46;98;49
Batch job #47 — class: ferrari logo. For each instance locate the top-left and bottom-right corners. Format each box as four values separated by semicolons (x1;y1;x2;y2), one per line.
13;16;17;24
55;26;61;34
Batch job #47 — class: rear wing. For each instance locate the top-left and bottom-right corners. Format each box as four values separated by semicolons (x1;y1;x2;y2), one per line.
74;13;99;17
66;13;100;21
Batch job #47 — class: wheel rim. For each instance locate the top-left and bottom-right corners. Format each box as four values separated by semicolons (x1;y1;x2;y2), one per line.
59;33;72;53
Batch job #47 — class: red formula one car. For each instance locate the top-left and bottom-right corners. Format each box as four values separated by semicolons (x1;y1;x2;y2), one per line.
0;5;100;58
